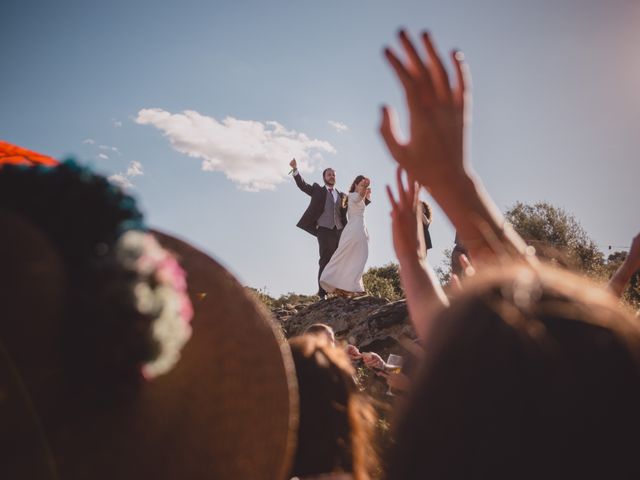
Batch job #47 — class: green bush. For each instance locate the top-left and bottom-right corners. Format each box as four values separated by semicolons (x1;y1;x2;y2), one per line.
364;264;403;301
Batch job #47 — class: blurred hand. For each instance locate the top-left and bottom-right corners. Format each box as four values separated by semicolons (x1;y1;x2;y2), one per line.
381;371;410;392
356;178;370;196
346;344;361;360
386;168;423;260
289;158;297;169
379;30;470;191
362;352;385;371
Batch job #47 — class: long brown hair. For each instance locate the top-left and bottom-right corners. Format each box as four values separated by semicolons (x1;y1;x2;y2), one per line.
289;334;377;480
349;175;366;193
388;264;640;479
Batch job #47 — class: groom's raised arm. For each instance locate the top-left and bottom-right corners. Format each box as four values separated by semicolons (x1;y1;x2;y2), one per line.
289;159;314;196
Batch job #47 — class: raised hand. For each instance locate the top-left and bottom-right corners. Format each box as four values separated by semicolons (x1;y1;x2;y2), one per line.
380;29;530;264
386;167;424;261
289;158;297;169
628;233;640;272
346;344;362;361
356;177;371;197
608;232;640;298
361;352;385;372
380;30;469;190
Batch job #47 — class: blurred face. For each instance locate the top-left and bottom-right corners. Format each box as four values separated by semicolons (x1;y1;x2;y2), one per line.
323;169;336;187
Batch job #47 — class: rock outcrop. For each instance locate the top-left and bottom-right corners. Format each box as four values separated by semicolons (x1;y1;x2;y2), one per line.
273;295;416;357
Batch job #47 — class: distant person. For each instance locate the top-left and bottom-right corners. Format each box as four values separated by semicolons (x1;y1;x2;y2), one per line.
608;232;640;300
288;334;377;480
451;232;468;278
290;158;348;299
420;201;433;256
320;175;372;297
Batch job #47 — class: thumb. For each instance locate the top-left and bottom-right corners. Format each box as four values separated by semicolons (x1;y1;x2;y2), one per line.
380;105;406;161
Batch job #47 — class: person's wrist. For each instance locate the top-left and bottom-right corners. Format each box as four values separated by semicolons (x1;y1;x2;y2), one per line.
426;168;474;199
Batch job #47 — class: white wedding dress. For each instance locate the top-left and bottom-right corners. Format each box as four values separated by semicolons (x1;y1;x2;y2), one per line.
320;192;369;294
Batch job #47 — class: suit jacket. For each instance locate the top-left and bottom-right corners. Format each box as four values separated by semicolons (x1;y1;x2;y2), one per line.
294;172;348;236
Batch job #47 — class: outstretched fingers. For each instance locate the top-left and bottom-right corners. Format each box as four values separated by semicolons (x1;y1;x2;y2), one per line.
398;29;434;94
451;50;469;107
384;47;419;101
421;31;452;102
395;167;410;209
379;105;406;162
386;184;399;212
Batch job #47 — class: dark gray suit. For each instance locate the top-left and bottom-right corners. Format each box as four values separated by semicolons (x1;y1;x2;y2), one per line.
293;172;347;297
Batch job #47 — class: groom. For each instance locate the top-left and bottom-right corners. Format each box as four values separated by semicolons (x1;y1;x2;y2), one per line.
289;158;348;299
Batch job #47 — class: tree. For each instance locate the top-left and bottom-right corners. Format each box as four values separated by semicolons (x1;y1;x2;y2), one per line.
363;263;403;301
505;202;604;275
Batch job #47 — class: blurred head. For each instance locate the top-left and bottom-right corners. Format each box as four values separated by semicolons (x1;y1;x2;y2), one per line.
289;334;376;480
388;264;640;480
349;175;367;193
304;323;336;345
0;161;297;480
323;168;336;187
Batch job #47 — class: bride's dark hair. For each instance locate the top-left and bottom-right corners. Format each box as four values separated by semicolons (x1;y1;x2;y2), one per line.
349;175;366;193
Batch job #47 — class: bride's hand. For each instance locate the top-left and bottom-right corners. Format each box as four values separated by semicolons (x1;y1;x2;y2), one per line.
356;179;369;197
386;168;424;261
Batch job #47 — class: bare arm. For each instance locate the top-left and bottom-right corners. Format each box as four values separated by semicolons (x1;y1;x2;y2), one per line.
387;168;448;343
379;30;531;265
608;233;640;298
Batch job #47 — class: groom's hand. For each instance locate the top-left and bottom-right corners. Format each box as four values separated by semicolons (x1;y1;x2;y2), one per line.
289;158;297;169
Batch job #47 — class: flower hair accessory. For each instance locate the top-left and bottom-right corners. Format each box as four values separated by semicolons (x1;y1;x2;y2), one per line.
0;160;193;386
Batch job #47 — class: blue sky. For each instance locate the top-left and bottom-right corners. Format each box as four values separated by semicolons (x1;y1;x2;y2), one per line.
2;0;639;295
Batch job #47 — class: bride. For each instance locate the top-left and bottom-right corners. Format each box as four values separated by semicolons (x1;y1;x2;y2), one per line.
319;175;371;296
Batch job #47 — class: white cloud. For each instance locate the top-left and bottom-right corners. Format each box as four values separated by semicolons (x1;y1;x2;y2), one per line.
126;160;144;177
98;145;121;155
98;153;109;160
83;138;95;145
108;174;133;189
328;120;348;133
135;108;336;191
112;119;123;128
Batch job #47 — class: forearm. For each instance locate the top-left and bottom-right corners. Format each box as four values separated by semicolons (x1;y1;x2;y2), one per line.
429;172;530;263
397;253;448;343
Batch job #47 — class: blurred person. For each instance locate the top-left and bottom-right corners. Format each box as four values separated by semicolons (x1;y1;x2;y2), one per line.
380;29;640;479
305;323;362;361
0;159;298;480
288;335;377;480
